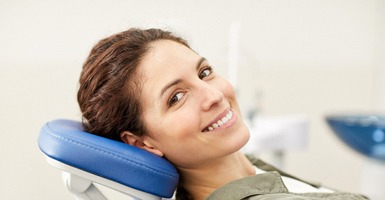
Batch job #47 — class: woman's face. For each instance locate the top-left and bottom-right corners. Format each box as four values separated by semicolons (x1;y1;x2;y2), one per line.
138;40;250;168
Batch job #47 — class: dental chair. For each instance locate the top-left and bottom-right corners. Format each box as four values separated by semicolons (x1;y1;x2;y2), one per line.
38;119;179;200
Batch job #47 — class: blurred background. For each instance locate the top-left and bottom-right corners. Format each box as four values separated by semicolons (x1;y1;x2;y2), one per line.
1;0;384;199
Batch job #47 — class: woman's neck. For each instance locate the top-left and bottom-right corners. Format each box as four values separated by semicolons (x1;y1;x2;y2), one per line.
178;152;255;200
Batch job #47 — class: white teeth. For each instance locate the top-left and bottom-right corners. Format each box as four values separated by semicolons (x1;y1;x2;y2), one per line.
205;110;233;132
226;113;232;119
217;120;223;126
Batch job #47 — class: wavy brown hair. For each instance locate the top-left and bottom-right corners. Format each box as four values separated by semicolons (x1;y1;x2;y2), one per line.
77;28;189;141
78;28;193;200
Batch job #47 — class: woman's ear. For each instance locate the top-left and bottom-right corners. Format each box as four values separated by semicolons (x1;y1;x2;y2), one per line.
120;131;164;157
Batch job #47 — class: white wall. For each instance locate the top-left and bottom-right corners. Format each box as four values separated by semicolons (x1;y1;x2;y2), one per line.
374;0;385;110
0;0;383;199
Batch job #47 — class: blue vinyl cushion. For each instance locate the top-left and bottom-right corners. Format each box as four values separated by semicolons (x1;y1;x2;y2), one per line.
326;115;385;161
38;119;179;198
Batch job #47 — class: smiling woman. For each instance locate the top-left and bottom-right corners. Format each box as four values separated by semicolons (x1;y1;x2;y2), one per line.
124;39;250;170
77;28;368;200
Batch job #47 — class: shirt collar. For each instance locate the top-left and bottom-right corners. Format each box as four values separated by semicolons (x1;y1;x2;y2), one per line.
205;171;288;200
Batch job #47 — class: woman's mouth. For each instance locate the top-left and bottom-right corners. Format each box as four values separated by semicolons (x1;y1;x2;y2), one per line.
203;110;234;132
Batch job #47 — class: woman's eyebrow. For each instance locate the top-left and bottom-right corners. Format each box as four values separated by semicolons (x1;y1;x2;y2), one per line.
160;79;182;98
196;57;207;70
160;57;207;98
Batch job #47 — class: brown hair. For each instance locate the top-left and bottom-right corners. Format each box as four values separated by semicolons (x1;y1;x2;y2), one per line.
78;28;192;200
77;28;189;141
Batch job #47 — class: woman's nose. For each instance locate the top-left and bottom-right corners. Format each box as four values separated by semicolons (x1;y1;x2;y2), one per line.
199;82;224;111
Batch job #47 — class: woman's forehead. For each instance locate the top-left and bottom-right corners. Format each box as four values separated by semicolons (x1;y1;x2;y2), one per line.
140;40;199;80
138;40;200;103
146;40;197;65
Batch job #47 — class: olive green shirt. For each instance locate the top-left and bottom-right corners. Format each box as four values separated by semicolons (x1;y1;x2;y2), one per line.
206;156;368;200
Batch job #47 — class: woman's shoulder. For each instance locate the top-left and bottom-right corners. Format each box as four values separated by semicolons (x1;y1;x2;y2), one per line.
206;155;368;200
206;171;368;200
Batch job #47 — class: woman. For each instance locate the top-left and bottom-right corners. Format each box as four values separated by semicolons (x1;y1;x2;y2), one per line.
77;28;368;200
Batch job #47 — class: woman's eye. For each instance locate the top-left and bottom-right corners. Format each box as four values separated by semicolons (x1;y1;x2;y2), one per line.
199;67;213;79
168;92;184;106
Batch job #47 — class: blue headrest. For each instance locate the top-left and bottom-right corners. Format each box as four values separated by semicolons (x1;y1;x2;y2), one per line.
38;119;179;198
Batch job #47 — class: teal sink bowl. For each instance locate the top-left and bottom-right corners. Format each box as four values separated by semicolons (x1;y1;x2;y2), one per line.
326;115;385;161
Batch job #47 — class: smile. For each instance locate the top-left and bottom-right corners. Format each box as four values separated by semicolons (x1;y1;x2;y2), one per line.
203;110;234;132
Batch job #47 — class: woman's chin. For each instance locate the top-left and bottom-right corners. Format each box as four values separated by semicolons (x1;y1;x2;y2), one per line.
225;126;250;155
